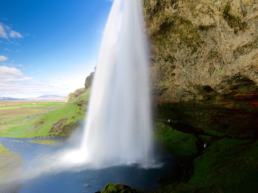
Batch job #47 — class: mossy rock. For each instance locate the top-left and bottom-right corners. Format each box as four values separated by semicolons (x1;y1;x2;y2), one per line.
155;122;198;157
154;139;258;193
98;184;138;193
188;139;258;193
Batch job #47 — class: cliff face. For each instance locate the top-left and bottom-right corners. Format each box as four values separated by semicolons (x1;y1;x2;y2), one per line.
144;0;258;103
142;2;258;193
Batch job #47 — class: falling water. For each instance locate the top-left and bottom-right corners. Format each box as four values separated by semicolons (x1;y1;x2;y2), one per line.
64;0;154;167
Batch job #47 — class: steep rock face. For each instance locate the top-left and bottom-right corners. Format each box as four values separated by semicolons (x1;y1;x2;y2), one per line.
144;0;258;103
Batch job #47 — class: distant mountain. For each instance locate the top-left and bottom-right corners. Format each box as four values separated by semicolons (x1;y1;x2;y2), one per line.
0;95;66;102
34;95;66;101
0;97;25;101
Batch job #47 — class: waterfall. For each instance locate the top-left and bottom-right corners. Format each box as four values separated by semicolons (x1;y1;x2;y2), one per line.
64;0;154;168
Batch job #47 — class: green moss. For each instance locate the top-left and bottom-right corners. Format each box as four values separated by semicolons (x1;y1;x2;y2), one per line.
100;184;138;193
189;139;258;193
102;184;118;193
223;3;247;33
155;122;198;157
155;139;258;193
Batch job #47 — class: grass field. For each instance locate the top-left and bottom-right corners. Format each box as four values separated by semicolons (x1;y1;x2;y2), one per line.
0;101;64;138
0;94;87;138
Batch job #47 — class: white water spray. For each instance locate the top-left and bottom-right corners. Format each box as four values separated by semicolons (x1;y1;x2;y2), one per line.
64;0;154;167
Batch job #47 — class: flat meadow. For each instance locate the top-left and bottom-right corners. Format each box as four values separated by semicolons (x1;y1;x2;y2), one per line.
0;101;65;138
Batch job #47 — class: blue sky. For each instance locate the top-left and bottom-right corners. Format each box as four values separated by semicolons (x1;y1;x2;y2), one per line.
0;0;112;98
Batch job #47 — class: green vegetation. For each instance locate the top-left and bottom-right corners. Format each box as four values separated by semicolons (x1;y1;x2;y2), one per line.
100;184;138;193
155;122;258;193
189;139;258;193
0;102;63;110
68;88;90;104
0;101;64;138
153;125;258;193
155;122;198;157
0;88;89;138
34;102;84;137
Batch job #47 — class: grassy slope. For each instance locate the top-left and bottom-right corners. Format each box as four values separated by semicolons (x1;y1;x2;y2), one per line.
0;89;89;138
189;139;258;193
0;101;64;137
155;123;258;193
155;122;198;157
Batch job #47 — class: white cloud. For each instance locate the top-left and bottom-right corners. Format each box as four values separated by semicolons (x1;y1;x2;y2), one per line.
0;65;30;83
0;55;8;62
0;66;32;98
0;51;96;98
0;22;23;39
0;64;93;98
0;24;7;38
9;30;23;38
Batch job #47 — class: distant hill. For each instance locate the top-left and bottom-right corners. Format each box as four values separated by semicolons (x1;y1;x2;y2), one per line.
0;95;66;102
0;97;25;101
33;95;66;101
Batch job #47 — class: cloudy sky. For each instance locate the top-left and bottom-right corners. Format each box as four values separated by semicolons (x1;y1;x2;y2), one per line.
0;0;111;98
